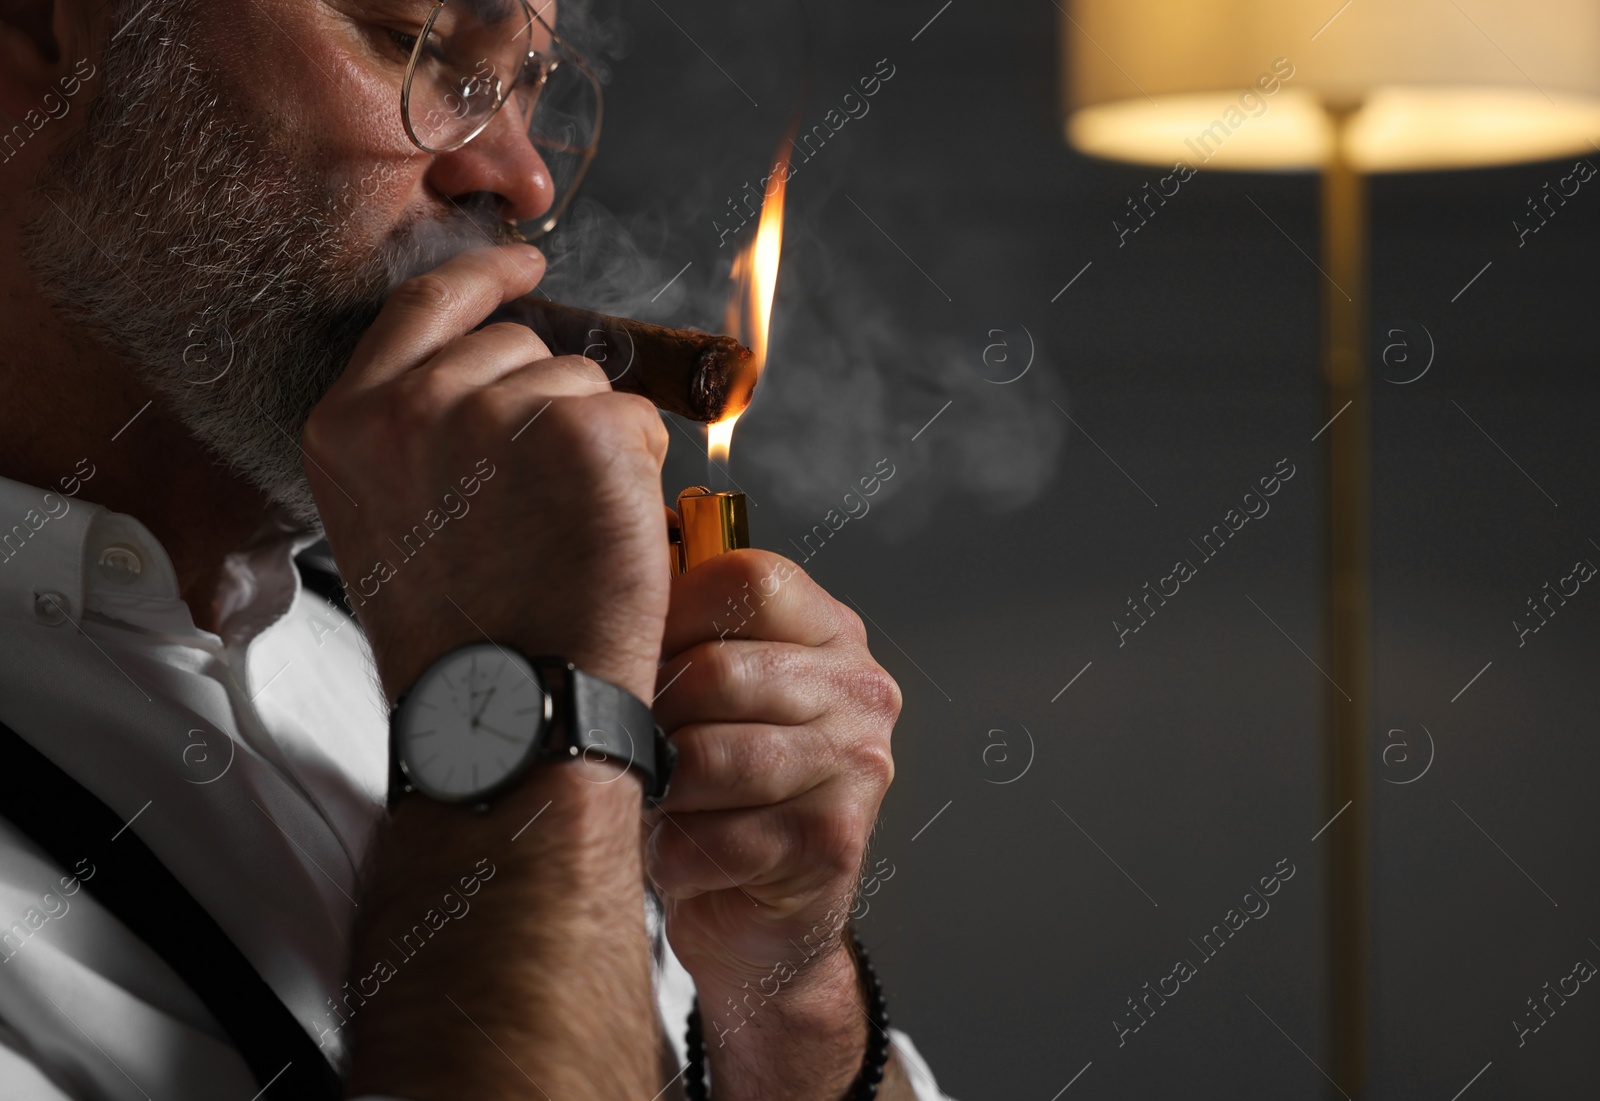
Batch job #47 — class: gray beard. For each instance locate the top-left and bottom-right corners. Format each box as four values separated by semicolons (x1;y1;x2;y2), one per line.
19;0;513;528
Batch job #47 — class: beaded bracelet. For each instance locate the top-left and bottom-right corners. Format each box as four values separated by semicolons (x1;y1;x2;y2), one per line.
683;927;891;1100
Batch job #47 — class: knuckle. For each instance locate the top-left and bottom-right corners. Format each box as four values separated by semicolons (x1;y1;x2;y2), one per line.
700;640;753;696
675;727;719;784
391;372;457;432
568;354;611;388
388;273;458;317
455;376;518;427
693;641;793;704
846;661;902;723
806;805;869;882
836;604;869;645
606;390;665;431
850;735;895;794
449;394;519;447
541;399;621;471
535;353;610;394
480;321;552;361
610;392;670;455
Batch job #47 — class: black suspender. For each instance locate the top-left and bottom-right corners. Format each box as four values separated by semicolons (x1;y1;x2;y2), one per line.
0;718;344;1100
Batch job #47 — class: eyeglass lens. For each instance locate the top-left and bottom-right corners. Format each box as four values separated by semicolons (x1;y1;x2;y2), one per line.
404;1;601;234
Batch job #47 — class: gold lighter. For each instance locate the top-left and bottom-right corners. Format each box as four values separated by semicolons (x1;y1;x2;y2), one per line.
669;486;750;576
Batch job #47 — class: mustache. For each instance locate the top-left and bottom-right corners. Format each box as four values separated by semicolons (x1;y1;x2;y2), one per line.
380;197;528;290
308;199;527;394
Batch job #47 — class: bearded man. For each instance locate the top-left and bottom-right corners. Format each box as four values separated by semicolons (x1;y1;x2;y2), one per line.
0;1;952;1098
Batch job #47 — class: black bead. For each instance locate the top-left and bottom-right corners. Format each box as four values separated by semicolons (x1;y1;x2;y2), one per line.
684;938;891;1099
685;997;710;1096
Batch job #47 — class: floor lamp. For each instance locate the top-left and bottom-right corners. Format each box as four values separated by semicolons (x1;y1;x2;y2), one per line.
1060;1;1600;1093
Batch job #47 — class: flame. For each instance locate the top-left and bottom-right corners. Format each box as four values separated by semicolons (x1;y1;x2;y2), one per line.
707;417;736;461
709;147;790;467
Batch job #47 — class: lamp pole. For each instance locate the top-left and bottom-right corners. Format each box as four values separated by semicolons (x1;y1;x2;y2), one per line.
1320;102;1371;1098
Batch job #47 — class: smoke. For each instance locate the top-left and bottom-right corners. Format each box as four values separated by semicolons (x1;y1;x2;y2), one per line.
742;237;1066;534
529;196;1067;537
535;198;684;316
734;221;1065;536
527;3;1066;535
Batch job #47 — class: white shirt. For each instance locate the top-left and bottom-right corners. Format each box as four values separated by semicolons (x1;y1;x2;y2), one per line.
0;473;951;1100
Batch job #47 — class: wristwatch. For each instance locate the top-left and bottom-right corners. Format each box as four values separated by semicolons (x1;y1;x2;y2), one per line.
388;643;675;808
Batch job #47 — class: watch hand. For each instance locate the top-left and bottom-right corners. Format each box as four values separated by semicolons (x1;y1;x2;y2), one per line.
470;683;498;725
476;721;521;746
464;654;479;710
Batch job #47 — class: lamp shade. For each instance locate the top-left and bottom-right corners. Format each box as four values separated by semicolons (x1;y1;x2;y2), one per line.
1062;0;1600;171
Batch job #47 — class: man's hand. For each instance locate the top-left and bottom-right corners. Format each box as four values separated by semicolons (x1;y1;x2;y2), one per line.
302;242;671;705
649;549;903;1100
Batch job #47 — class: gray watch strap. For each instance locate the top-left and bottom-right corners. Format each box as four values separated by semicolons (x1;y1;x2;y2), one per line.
533;659;677;801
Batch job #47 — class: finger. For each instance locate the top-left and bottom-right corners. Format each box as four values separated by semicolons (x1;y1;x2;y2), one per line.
383;324;556;416
407;334;609;411
662;549;862;658
471;369;668;466
407;321;552;391
649;785;869;901
647;801;830;901
488;353;616;402
337;244;547;393
653;641;833;732
655;722;830;813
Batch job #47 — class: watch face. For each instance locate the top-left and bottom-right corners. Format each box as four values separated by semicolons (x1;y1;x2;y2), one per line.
396;645;549;802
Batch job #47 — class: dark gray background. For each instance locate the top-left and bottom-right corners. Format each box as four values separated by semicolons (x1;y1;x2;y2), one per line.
548;2;1600;1097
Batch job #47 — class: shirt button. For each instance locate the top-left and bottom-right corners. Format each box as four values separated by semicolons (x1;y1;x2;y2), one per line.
34;591;72;626
98;542;145;584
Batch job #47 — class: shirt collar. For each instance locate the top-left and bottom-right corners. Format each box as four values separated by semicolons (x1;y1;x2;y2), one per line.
0;472;321;645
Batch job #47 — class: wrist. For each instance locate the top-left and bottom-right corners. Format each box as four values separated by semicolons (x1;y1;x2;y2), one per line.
374;753;642;905
697;937;866;1101
348;759;652;1098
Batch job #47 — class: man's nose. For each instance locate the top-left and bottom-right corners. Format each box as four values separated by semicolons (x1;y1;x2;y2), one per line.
422;104;556;226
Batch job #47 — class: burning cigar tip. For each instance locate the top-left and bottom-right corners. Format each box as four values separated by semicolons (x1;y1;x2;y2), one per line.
692;338;757;418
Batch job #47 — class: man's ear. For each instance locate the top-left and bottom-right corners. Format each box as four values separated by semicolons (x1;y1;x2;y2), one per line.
0;0;101;122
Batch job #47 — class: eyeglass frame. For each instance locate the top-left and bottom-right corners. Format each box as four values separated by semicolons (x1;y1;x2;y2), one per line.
399;0;604;238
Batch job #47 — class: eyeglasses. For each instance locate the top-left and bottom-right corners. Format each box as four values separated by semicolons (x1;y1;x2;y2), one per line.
400;0;603;238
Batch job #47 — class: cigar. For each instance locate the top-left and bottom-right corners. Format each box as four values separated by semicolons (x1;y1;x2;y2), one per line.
488;296;758;423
